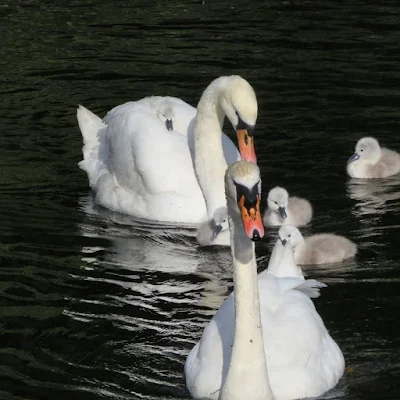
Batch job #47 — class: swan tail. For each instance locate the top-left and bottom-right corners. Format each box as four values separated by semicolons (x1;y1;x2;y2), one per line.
295;279;327;298
77;105;108;188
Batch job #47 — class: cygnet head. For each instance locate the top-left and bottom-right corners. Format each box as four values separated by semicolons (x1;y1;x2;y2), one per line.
212;207;229;237
278;225;304;248
267;186;289;219
225;160;264;241
156;101;175;131
348;137;382;164
204;76;258;164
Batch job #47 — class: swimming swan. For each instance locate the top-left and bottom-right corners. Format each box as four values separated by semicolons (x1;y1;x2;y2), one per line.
281;225;357;265
263;186;313;227
347;137;400;178
77;76;257;226
185;161;345;400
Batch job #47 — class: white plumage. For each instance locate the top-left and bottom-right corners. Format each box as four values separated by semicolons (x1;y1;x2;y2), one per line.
185;163;344;400
77;76;258;226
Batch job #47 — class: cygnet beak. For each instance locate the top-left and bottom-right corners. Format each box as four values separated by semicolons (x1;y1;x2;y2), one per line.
236;125;257;164
238;192;264;242
165;119;173;131
347;152;360;164
280;238;287;245
278;206;287;219
212;224;223;238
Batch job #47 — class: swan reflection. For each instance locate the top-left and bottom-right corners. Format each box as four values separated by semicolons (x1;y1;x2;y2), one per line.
77;195;231;312
346;176;400;221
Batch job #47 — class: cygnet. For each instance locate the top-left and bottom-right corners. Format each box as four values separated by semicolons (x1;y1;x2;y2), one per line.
263;186;313;227
280;225;357;265
156;100;175;131
347;137;400;178
267;225;305;280
196;207;229;246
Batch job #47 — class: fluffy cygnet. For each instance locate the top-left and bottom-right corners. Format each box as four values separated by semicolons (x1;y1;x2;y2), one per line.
347;137;400;178
196;207;229;246
156;100;175;131
263;186;313;227
267;226;305;280
281;225;357;265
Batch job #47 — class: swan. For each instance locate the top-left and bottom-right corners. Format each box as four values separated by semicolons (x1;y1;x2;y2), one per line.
196;207;230;246
266;225;305;280
185;161;345;400
347;136;400;178
281;225;357;265
77;76;257;227
263;186;313;227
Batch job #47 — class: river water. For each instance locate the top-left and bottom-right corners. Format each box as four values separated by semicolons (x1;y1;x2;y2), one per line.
1;1;400;399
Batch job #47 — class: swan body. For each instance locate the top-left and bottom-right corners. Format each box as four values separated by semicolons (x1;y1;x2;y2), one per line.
347;137;400;179
282;225;357;265
77;76;258;225
263;186;312;227
185;162;345;400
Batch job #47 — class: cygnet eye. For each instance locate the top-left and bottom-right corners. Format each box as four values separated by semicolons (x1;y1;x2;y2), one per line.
288;234;291;237
360;149;363;152
274;201;278;205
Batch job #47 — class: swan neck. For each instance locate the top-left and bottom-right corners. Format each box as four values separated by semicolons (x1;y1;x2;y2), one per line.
194;79;229;218
221;201;273;400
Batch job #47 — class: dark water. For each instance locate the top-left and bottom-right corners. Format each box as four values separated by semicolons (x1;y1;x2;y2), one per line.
1;0;400;399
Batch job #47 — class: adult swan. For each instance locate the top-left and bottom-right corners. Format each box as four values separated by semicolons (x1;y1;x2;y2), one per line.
185;161;345;400
77;76;257;225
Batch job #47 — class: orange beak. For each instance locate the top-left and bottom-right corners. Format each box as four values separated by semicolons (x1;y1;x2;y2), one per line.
238;194;264;241
237;129;257;164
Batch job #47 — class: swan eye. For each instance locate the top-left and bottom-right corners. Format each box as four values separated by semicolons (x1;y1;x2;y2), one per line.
360;149;363;152
288;234;291;237
274;201;278;205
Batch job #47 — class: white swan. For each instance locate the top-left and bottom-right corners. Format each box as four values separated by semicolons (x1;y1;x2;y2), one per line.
347;136;400;178
185;161;345;400
77;76;257;227
281;225;357;265
263;186;312;227
266;225;305;280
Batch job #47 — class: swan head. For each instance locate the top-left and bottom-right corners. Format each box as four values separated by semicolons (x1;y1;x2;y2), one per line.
348;137;382;164
156;101;175;131
267;186;289;219
278;224;304;248
225;160;264;241
220;76;258;164
212;207;229;237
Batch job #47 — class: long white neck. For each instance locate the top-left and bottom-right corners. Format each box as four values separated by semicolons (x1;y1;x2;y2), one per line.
267;240;304;280
194;78;229;219
221;198;273;400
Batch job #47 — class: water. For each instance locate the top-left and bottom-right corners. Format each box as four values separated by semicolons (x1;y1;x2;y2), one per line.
1;0;400;399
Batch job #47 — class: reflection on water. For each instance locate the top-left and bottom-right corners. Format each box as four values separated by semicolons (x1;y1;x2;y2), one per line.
347;176;400;219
